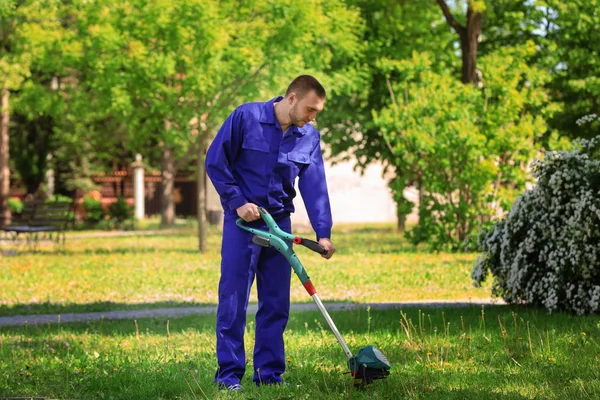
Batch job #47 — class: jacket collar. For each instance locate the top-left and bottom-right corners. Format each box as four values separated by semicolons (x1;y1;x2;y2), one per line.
260;96;305;136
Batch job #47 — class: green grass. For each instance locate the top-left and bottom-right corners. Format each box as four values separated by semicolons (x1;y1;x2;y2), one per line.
1;223;598;398
0;223;490;316
1;306;599;399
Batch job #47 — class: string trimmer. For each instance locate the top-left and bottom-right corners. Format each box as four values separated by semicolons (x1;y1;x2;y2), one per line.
237;207;391;386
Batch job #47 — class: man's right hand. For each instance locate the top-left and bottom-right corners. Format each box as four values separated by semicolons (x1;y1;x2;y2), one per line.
236;203;261;222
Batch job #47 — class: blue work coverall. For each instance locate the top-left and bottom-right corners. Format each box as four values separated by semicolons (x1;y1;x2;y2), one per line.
205;96;333;386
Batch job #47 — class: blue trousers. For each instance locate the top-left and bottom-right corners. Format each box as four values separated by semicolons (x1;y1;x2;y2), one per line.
214;212;292;386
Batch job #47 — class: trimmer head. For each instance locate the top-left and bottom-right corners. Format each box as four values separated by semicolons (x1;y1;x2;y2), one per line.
348;346;391;386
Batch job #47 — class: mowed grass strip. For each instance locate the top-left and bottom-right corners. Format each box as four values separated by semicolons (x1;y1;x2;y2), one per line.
1;306;599;399
0;224;491;316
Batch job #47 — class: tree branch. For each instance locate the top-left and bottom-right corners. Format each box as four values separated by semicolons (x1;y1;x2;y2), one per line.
214;62;269;112
386;78;398;107
435;0;464;33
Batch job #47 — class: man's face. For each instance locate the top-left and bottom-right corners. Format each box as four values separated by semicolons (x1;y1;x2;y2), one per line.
288;90;325;127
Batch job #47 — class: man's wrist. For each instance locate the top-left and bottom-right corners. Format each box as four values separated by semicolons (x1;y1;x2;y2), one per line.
229;196;248;211
316;229;332;241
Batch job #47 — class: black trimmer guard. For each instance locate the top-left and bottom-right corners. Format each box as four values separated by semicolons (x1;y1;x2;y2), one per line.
347;345;391;386
351;365;391;386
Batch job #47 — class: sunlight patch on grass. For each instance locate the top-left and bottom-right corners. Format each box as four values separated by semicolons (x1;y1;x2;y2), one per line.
1;224;491;316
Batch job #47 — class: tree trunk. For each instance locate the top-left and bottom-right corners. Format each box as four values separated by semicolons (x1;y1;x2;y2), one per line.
395;192;411;233
0;88;10;227
196;144;207;253
160;146;175;227
436;0;483;85
417;176;425;225
396;205;406;232
461;8;483;84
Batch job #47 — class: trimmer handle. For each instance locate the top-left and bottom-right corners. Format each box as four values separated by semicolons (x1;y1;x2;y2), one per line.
238;207;327;255
258;207;327;255
293;236;327;255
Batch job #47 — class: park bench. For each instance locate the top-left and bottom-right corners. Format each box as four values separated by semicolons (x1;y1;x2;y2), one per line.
1;199;74;252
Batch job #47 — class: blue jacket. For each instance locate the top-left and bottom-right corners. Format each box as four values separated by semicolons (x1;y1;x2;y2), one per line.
206;96;332;239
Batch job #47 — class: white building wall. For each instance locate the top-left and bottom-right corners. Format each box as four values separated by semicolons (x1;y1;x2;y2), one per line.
291;160;401;229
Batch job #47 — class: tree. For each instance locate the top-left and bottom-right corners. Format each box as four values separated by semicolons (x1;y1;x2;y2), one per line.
0;0;27;225
373;44;550;250
0;1;134;203
474;0;600;143
543;0;600;141
477;0;546;56
78;0;362;250
0;0;67;222
321;0;456;231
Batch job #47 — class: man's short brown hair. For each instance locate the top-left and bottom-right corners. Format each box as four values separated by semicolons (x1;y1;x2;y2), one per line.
285;75;326;100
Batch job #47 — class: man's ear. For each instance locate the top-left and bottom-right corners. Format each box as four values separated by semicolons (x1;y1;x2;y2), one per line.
288;92;296;105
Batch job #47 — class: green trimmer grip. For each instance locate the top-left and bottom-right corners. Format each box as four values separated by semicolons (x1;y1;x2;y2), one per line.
235;209;313;291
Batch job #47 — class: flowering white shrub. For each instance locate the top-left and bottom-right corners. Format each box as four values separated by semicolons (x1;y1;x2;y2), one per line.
472;136;600;314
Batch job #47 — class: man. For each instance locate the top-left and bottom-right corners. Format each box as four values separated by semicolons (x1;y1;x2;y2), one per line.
205;75;336;391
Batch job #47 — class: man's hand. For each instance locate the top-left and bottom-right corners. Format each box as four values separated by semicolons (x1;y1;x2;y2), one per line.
237;203;261;222
318;238;336;259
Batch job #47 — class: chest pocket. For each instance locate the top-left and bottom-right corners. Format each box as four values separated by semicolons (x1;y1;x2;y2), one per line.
286;151;311;180
239;136;270;171
242;136;269;152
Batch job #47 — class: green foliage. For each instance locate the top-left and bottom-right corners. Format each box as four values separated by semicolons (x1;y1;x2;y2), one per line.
82;196;104;224
0;0;31;91
46;194;71;203
9;114;53;194
3;0;362;200
2;0;114;195
316;0;460;233
7;197;22;214
4;0;600;238
374;44;549;251
75;0;363;168
322;0;456;170
107;197;132;228
544;0;600;141
478;0;547;56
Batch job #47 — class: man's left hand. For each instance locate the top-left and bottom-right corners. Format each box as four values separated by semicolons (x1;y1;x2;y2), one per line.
318;238;336;259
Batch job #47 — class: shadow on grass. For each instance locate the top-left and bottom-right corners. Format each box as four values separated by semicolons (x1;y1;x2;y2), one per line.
0;304;507;335
3;303;597;335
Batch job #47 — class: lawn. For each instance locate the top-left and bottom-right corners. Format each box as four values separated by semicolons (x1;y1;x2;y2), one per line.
1;223;599;399
0;223;489;316
1;306;599;399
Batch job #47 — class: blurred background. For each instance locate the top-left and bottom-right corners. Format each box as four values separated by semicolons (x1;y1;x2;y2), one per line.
1;0;598;251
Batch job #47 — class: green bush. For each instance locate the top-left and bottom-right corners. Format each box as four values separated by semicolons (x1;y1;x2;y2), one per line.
108;197;133;228
46;194;72;203
8;198;24;214
473;136;600;314
82;196;105;224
